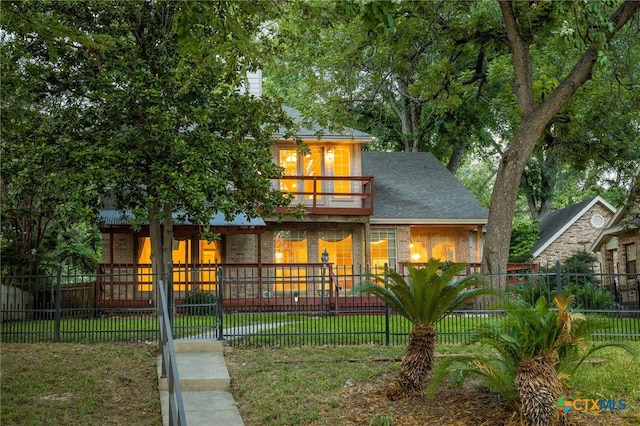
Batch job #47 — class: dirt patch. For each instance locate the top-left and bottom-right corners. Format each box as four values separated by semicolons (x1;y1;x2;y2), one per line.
337;380;639;426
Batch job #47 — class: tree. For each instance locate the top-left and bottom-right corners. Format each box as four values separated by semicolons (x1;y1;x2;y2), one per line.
1;1;294;303
482;0;639;276
0;9;103;275
264;0;501;173
355;260;492;395
265;0;640;275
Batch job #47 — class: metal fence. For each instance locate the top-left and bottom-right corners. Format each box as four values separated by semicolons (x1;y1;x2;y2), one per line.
1;263;639;345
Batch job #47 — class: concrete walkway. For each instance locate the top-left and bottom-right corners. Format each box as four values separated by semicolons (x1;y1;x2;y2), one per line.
158;339;244;426
157;323;289;425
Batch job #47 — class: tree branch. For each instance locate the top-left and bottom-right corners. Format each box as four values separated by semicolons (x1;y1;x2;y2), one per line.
535;0;640;128
498;0;536;115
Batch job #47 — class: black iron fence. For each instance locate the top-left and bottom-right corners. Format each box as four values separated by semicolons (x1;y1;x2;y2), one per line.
1;263;639;344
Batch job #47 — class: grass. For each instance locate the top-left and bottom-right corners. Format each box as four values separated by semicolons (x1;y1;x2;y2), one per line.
570;345;640;404
226;343;640;425
3;311;638;344
0;342;162;426
2;342;638;425
225;345;405;425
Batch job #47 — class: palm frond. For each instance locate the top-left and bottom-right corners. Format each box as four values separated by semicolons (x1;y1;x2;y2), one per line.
354;260;490;327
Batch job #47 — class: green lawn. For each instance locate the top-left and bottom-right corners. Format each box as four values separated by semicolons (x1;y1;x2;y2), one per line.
2;341;638;425
2;311;638;344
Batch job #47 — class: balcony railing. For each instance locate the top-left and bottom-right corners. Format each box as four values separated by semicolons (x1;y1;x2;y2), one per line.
271;175;374;215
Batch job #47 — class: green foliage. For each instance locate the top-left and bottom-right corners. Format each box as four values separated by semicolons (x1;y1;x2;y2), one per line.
184;288;218;316
511;250;615;309
508;219;539;262
45;223;102;273
354;260;493;326
1;1;294;274
427;296;636;403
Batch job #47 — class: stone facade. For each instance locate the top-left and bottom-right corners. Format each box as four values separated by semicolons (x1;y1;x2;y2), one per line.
535;202;614;267
101;233;135;264
226;234;259;264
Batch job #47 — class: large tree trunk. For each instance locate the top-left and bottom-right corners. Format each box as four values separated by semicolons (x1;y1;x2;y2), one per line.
149;202;174;308
149;214;163;307
482;0;639;277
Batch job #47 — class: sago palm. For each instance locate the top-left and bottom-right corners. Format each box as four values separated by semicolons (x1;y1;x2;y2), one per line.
356;259;492;393
428;295;636;426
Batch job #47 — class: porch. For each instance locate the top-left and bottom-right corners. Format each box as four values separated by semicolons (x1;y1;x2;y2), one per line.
95;263;385;313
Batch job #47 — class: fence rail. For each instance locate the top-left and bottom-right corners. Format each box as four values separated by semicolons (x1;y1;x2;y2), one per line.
1;263;639;345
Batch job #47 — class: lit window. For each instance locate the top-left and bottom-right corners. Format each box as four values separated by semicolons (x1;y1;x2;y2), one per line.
332;146;351;196
319;230;352;268
274;230;308;292
278;148;324;201
275;230;308;263
410;228;457;263
370;229;397;271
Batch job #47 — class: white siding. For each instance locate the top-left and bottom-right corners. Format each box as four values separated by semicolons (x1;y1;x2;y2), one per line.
241;70;262;97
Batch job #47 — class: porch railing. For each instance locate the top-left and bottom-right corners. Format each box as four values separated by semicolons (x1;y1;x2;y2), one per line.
271;175;374;215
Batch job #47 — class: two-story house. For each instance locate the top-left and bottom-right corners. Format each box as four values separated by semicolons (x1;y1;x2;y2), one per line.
99;74;488;307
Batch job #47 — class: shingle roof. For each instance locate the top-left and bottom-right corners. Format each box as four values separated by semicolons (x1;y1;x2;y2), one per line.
531;196;615;257
279;106;372;142
100;209;265;227
361;152;488;224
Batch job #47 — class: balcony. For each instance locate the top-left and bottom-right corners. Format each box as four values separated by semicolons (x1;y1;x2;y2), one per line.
271;175;374;216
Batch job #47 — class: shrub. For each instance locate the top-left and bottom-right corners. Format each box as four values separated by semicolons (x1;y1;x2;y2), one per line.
184;288;218;316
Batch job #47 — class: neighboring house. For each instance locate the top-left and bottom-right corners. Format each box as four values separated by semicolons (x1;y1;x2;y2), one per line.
99;73;488;305
530;196;616;267
591;195;640;309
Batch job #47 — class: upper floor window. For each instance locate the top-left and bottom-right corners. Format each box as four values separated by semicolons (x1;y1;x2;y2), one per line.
277;145;353;197
278;147;324;200
330;146;351;195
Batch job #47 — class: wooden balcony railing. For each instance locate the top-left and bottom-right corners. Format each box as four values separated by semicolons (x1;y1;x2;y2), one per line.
271;175;374;216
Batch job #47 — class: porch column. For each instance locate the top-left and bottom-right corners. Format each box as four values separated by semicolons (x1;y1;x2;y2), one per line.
364;219;371;269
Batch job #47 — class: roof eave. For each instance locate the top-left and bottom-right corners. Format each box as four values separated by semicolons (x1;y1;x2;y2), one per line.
370;218;488;226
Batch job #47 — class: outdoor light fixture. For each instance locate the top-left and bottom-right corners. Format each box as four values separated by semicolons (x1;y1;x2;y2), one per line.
326;148;334;161
320;249;329;317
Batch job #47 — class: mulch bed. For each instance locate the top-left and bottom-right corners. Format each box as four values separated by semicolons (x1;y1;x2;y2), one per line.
337;378;639;426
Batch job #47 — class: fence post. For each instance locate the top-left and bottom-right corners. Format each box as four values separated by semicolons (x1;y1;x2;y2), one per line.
384;264;390;346
556;260;562;296
216;267;224;341
54;264;62;342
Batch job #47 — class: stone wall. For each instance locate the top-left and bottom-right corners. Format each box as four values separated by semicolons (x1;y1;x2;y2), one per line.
101;233;135;264
226;234;259;264
536;202;613;266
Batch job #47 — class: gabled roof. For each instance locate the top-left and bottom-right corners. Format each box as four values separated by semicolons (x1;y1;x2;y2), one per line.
591;167;640;251
531;196;615;257
361;152;488;225
279;106;372;143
